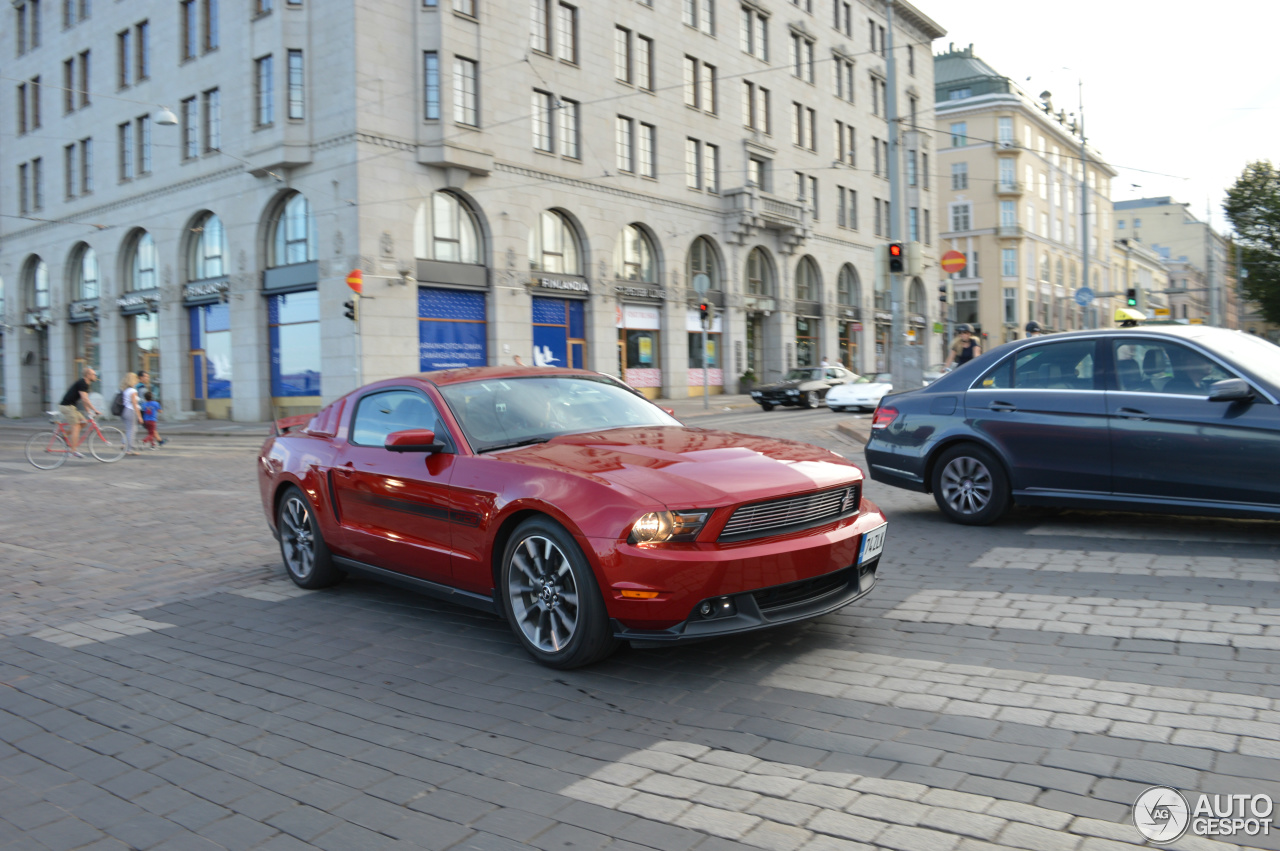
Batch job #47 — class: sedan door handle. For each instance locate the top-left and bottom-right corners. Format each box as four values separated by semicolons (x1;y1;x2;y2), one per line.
988;401;1017;413
1115;407;1151;421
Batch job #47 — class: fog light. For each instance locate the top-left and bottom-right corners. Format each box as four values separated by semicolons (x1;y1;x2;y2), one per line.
698;600;715;618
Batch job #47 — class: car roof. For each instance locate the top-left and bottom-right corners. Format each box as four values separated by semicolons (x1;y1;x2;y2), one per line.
418;365;600;387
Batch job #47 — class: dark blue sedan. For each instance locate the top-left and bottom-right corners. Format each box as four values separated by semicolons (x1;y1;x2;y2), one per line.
865;326;1280;524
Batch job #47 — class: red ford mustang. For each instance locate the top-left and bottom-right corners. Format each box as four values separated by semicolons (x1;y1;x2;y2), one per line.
258;366;888;668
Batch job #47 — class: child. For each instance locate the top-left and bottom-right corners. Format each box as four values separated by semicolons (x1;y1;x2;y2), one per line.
141;392;166;449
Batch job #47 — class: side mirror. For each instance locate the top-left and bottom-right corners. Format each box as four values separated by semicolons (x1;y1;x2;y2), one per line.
385;429;444;452
1208;378;1254;403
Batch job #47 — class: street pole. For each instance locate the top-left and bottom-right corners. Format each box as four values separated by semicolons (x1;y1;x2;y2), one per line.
1078;80;1090;329
885;2;904;390
702;315;709;409
1207;200;1220;327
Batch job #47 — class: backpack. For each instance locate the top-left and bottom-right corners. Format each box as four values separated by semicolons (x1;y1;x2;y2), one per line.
110;390;125;417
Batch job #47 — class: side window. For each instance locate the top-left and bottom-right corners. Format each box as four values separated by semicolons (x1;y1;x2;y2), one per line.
978;357;1013;389
1001;340;1097;390
350;389;448;447
1116;339;1235;396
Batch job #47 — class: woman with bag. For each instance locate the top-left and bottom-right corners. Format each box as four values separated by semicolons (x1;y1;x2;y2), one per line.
119;373;144;456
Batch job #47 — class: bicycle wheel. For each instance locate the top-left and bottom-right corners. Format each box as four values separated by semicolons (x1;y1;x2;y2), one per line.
89;425;127;462
26;431;69;470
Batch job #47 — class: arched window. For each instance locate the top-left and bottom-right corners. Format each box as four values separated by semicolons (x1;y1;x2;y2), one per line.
837;264;859;307
687;236;720;290
746;247;774;296
415;191;481;263
24;256;49;310
795;256;820;301
908;278;925;315
128;233;157;291
190;213;228;281
70;244;99;300
614;224;656;282
528;210;581;274
271;193;316;267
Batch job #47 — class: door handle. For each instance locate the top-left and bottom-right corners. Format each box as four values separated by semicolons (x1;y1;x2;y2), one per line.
988;401;1017;413
1116;407;1150;421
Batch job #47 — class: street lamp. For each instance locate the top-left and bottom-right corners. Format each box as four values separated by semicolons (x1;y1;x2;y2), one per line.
155;107;179;126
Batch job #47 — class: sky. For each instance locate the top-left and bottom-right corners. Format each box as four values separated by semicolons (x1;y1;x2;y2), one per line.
933;0;1280;234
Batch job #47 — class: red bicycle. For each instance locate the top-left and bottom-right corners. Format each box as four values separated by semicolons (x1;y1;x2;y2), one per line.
26;411;127;469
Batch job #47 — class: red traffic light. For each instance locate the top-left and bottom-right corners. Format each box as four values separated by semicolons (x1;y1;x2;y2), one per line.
888;244;902;258
887;242;905;273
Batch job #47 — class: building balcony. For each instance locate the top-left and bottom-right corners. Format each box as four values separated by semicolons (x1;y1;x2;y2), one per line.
997;225;1024;238
724;186;811;251
994;181;1023;196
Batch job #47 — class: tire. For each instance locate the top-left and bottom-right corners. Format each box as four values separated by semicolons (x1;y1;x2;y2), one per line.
26;431;69;469
804;390;821;408
89;426;127;462
829;406;845;413
276;486;343;589
931;444;1010;526
759;403;774;412
500;517;617;669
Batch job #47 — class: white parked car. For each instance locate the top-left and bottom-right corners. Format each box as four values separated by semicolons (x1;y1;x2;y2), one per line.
826;373;893;412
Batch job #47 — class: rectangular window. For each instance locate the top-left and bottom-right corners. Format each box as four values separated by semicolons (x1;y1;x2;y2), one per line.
924;209;931;245
18;163;29;215
75;52;87;107
908;44;915;75
181;0;196;61
556;2;576;63
614;27;631;82
702;63;717;114
705;142;719;193
949;121;967;147
29;76;40;129
255;0;271;13
1002;249;1017;278
906;148;917;186
559;97;579;158
423;51;439;119
834;55;854;102
1004;287;1017;323
871;74;880;115
65;143;77;199
454;0;476;16
685;138;700;190
998;158;1015;188
203;88;220;151
908;207;918;242
998;116;1013;145
136;20;150;80
531;0;550;52
790;34;813;83
181;97;197;159
80;138;93;193
873;196;881;237
255;54;273;125
871;136;880;176
118;121;133;180
32;157;42;210
532;90;553;151
137;114;151;174
683;56;698;107
117;29;131;87
202;0;218;52
287;49;304;118
16;5;27;56
741;6;767;60
17;83;28;135
615;115;634;173
637;35;653;90
834;1;850;34
1000;200;1016;227
638;121;655;177
63;59;73;113
951;202;972;232
951;161;968;190
453;57;477;125
922;153;929;189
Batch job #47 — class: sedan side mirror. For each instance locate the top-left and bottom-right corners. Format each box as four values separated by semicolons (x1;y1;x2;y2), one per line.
385;429;445;452
1208;378;1254;403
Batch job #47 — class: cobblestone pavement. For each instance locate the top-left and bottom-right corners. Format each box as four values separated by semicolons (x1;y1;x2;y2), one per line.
1;408;1278;851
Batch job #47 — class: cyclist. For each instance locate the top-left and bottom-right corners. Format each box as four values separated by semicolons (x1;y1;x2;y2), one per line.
944;324;982;370
58;367;102;457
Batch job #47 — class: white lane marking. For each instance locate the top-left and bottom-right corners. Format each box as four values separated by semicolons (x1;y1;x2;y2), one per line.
886;590;1280;649
969;547;1279;583
560;741;1243;850
761;650;1280;757
31;612;176;648
1026;522;1279;546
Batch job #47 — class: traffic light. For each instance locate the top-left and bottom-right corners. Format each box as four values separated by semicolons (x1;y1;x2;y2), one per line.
343;298;358;321
887;242;905;274
698;301;709;321
938;284;948;304
1126;288;1137;307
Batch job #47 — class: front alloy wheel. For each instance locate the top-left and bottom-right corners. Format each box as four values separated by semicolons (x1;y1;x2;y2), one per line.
931;445;1010;526
502;518;616;668
805;390;821;408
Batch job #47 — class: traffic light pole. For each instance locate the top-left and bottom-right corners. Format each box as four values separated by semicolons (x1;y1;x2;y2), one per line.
885;2;905;391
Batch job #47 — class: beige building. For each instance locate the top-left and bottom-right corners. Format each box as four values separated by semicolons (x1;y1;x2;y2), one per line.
1111;237;1170;321
1;0;947;419
933;45;1117;354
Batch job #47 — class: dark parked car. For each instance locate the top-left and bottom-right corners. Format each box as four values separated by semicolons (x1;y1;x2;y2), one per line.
260;366;887;668
751;366;860;410
865;326;1280;525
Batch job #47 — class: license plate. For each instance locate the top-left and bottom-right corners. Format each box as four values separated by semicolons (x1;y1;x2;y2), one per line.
859;523;887;565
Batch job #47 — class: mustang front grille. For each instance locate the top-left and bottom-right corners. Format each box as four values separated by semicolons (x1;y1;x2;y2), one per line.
718;485;859;542
752;566;857;612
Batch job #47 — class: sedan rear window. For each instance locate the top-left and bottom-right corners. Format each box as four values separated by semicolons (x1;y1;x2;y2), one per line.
979;340;1096;390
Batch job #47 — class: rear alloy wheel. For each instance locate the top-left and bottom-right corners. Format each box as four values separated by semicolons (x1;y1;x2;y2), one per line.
501;517;617;669
759;403;774;412
931;444;1010;526
804;390;821;408
277;486;343;589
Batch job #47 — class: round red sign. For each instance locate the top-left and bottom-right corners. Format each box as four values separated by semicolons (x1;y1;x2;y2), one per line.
940;251;966;274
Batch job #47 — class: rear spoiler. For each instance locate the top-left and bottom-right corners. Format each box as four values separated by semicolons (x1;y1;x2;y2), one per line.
273;414;314;436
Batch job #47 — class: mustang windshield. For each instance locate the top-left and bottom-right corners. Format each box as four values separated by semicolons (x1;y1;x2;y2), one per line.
440;375;681;452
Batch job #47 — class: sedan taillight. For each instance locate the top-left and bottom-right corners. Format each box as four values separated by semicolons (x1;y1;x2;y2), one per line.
871;406;899;429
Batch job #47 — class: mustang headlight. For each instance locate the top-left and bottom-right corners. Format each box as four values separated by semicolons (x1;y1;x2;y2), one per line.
628;510;709;544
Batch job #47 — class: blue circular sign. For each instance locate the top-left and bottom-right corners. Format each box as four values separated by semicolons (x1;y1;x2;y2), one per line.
1074;287;1094;307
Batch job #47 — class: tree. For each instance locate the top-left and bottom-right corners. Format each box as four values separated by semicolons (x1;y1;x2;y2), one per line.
1223;161;1280;325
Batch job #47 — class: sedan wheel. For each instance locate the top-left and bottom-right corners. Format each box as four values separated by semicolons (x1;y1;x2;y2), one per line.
931;444;1010;526
277;486;343;588
501;518;617;669
804;390;821;408
759;403;774;412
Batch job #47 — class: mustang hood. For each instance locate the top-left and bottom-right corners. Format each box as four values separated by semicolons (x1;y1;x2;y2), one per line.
757;379;804;392
493;426;860;506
